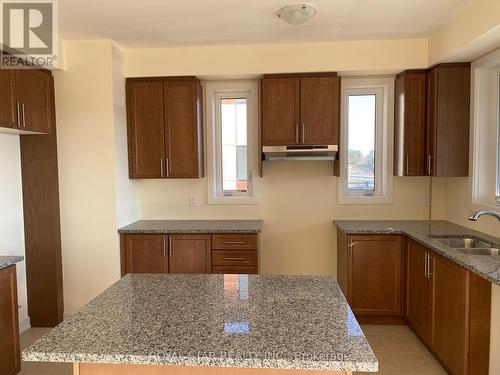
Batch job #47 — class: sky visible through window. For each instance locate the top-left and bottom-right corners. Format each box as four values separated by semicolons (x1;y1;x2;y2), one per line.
347;94;376;192
221;98;248;192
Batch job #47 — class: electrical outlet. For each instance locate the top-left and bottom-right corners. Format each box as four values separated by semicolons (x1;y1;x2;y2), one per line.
189;194;199;207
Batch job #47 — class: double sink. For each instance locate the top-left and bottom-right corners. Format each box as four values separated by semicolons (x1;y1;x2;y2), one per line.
430;235;499;256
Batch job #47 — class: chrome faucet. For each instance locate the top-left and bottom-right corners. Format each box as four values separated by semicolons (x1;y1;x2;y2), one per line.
468;210;500;222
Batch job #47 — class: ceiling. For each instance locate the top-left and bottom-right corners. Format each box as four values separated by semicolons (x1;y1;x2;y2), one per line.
59;0;475;48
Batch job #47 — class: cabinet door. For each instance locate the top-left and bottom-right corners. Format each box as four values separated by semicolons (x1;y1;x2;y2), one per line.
0;70;17;129
261;77;300;145
427;65;470;177
126;80;165;179
347;235;402;316
14;69;52;133
164;79;203;178
0;265;20;375
300;76;339;145
394;72;426;176
169;235;211;274
431;253;470;375
406;240;432;345
124;234;167;274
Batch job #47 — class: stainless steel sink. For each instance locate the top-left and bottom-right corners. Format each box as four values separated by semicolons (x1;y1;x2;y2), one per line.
429;236;494;249
457;248;499;256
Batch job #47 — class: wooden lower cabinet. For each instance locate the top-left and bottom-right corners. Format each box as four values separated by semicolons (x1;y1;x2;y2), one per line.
123;234;167;274
338;233;491;375
406;240;432;345
431;252;470;375
0;265;20;375
169;235;211;274
346;235;402;317
121;233;258;276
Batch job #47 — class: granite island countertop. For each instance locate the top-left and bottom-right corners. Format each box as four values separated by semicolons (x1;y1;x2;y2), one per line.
23;273;377;372
119;220;263;234
0;255;24;270
334;220;500;285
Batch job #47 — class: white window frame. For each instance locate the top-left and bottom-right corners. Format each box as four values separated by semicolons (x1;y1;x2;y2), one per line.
338;77;394;205
205;81;260;205
471;48;500;209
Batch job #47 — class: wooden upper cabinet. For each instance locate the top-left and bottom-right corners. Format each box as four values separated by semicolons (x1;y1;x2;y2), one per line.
0;70;16;129
300;76;339;145
431;252;470;375
124;234;167;274
427;64;471;177
347;235;402;316
406;239;432;345
169;235;211;274
126;80;165;179
0;265;20;375
261;77;300;146
261;74;340;146
126;77;203;179
394;71;427;176
0;69;53;134
164;79;204;178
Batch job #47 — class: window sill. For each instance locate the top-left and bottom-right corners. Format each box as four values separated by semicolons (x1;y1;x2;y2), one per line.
338;194;394;205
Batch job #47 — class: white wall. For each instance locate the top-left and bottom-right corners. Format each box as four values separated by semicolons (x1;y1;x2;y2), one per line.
0;133;29;332
55;40;139;314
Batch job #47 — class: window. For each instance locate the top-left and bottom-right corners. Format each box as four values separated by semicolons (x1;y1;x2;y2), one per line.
205;81;259;204
338;77;394;204
497;76;500;204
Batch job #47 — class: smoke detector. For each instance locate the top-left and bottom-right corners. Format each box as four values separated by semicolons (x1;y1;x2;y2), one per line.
277;3;317;25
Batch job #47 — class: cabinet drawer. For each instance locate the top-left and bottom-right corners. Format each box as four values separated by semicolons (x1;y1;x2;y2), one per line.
212;250;257;267
212;234;258;250
211;266;258;275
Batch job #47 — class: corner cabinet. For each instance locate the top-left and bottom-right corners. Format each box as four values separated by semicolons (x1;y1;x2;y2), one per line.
338;234;403;320
0;265;20;375
261;73;339;146
0;69;53;134
394;63;470;177
120;233;258;276
126;77;204;179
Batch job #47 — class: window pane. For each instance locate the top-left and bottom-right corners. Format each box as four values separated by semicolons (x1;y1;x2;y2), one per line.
221;98;248;192
347;95;376;192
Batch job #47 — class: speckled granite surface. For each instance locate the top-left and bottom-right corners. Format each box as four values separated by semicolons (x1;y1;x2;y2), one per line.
118;220;263;234
23;274;377;372
335;220;500;285
0;256;24;270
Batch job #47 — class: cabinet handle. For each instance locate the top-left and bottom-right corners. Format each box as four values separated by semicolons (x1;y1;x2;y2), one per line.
223;241;246;244
163;237;167;258
169;236;172;257
160;158;165;177
21;103;26;127
295;124;299;144
405;155;410;175
166;157;170;177
427;154;433;176
223;257;246;261
427;255;433;278
16;102;21;127
424;252;428;278
301;122;305;144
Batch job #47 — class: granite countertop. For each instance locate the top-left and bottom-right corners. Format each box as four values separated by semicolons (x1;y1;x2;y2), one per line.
23;274;377;372
334;220;500;285
119;220;264;234
0;256;24;270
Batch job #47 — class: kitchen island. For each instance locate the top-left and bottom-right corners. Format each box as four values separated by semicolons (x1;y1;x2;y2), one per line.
23;274;377;374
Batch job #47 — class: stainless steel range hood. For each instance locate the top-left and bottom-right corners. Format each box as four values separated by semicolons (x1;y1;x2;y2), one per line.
262;145;338;161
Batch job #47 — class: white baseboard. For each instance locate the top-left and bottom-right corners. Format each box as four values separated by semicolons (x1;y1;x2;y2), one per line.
19;317;31;334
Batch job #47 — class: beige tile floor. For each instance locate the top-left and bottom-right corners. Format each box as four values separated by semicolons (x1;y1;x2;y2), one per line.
357;325;447;375
19;325;446;375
